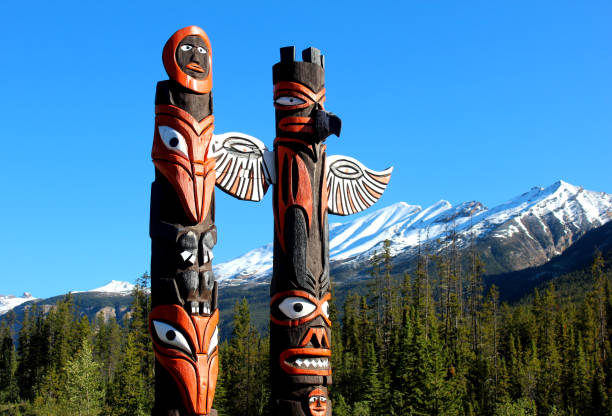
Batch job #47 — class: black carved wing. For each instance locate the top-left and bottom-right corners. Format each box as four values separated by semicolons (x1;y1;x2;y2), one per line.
326;155;393;216
209;132;273;201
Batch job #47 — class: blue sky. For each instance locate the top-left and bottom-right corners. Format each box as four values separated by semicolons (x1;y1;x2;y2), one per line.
0;0;610;298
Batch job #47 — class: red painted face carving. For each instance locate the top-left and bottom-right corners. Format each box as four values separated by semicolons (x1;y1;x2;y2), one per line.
152;105;216;223
162;26;213;94
274;81;326;135
271;291;332;376
149;305;219;415
308;388;328;416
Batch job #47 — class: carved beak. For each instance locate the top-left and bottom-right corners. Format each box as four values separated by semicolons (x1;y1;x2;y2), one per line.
314;109;342;141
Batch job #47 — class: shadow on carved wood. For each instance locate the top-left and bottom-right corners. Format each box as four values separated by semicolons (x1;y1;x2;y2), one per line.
148;25;267;416
218;46;393;415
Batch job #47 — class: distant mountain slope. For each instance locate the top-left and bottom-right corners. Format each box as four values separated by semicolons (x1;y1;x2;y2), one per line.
215;180;612;285
0;293;36;316
487;220;612;302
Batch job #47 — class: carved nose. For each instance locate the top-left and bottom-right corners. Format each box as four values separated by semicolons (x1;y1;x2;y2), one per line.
314;109;342;141
300;327;329;348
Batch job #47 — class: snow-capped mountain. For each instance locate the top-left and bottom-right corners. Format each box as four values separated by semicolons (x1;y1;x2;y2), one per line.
89;280;135;294
214;180;612;284
0;293;36;316
0;280;136;317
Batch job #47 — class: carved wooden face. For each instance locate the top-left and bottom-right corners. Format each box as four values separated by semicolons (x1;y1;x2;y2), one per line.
271;291;332;377
162;26;213;93
273;80;326;139
308;388;328;416
152;106;216;223
176;35;210;80
272;47;340;143
149;305;219;415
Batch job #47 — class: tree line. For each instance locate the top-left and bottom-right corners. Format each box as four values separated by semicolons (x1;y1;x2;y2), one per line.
0;242;611;415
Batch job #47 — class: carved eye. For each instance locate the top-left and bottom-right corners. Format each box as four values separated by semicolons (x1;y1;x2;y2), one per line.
152;320;192;355
322;301;330;319
197;47;206;54
207;326;218;355
159;125;189;158
180;45;193;51
275;96;306;106
278;297;316;319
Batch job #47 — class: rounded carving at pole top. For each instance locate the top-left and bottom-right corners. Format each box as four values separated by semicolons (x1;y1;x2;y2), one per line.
163;25;213;93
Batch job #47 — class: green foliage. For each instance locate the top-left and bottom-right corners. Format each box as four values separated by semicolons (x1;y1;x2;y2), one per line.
1;247;612;415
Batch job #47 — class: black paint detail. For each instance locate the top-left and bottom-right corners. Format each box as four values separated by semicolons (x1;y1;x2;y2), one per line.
169;137;179;147
302;47;321;67
280;46;295;63
166;330;176;341
155;80;212;122
181;270;198;293
179;231;197;250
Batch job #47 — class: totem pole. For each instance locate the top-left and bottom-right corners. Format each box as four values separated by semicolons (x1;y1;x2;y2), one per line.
268;46;392;416
148;26;268;416
217;46;393;415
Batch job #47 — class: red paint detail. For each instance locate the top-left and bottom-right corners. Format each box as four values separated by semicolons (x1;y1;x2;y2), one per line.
274;81;325;102
152;105;215;223
270;291;331;327
279;348;332;376
274;147;313;254
278;117;315;134
299;327;330;348
185;62;205;73
149;306;219;415
162;26;212;94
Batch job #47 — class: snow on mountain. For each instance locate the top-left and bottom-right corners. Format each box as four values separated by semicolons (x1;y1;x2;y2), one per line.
214;180;612;285
0;293;36;316
71;280;136;295
89;280;135;294
214;244;273;286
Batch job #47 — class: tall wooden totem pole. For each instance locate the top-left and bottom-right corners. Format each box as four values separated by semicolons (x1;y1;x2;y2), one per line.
148;30;391;415
148;26;269;416
268;47;393;415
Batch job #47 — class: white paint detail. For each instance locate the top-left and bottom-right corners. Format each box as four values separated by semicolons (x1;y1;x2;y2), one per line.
153;320;192;355
159;125;189;158
208;327;218;355
275;96;306;106
278;297;316;320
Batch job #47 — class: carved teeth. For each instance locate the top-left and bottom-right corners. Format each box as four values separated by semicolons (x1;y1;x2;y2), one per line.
180;250;196;265
292;357;328;368
190;302;199;314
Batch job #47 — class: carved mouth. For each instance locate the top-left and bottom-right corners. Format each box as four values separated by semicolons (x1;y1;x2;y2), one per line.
279;348;331;376
288;356;329;369
185;62;205;73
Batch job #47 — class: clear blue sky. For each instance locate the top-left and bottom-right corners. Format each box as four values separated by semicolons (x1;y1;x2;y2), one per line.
1;0;610;298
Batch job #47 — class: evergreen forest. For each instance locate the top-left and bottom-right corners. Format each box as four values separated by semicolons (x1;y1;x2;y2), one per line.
1;241;611;416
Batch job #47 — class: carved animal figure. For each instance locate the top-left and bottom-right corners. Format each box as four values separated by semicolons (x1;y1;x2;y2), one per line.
148;26;269;416
219;46;392;416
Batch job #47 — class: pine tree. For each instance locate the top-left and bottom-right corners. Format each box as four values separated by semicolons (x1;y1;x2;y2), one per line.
0;316;18;402
107;331;147;416
61;338;104;416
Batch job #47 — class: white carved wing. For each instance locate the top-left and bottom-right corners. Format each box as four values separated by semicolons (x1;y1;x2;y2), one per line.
209;132;274;201
326;155;393;216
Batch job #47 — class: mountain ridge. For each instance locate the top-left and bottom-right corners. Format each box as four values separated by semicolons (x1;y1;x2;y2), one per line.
214;180;612;284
